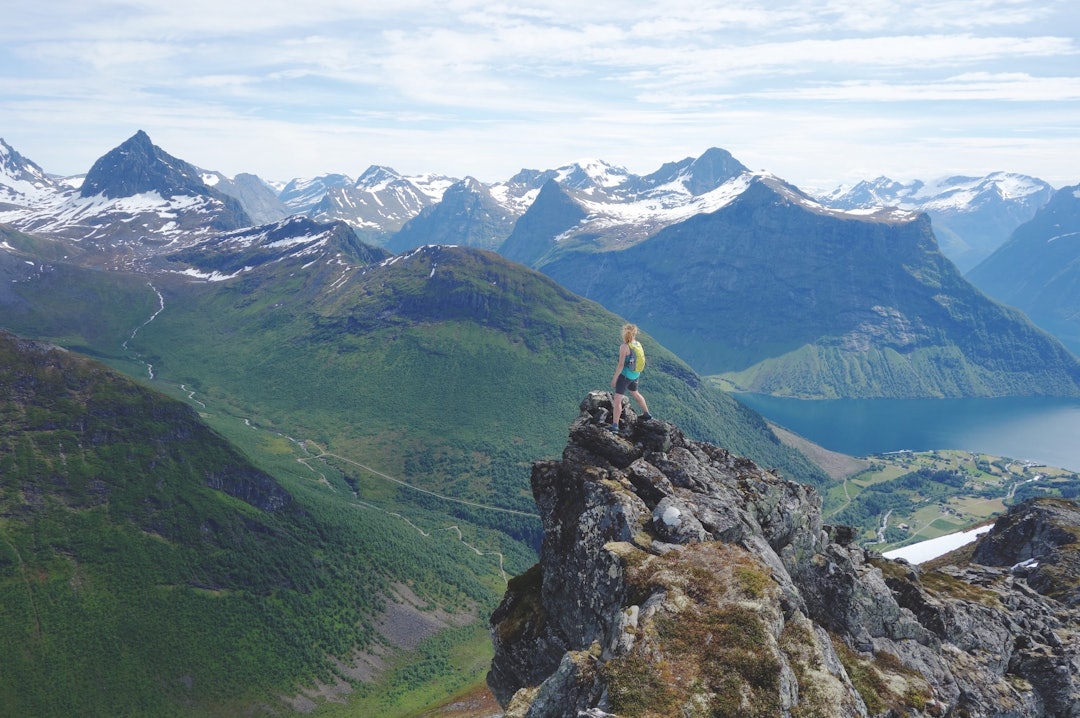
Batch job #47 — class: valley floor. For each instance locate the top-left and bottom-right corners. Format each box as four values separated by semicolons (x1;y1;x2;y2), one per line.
772;424;1080;552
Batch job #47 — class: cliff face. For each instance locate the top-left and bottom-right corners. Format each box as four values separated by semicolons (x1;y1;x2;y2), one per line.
488;393;1080;717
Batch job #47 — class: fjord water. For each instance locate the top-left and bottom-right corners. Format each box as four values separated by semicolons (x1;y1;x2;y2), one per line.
735;395;1080;473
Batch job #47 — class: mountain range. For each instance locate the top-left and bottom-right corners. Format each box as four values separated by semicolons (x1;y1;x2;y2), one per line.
3;129;1080;714
7;134;1052;274
1;134;831;713
501;164;1080;398
819;172;1055;273
4;132;1076;399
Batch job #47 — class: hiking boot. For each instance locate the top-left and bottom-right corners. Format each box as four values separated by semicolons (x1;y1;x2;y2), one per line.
606;424;619;433
640;412;653;421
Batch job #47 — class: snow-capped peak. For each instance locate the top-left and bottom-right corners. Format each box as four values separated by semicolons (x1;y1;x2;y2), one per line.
0;138;60;206
355;165;403;191
556;158;632;191
822;172;1053;213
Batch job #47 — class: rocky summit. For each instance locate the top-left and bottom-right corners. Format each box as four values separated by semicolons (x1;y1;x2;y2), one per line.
488;393;1080;717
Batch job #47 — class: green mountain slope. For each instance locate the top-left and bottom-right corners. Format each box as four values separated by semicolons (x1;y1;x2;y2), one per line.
129;243;824;495
1;224;827;714
0;329;516;716
527;178;1080;399
0;230;161;361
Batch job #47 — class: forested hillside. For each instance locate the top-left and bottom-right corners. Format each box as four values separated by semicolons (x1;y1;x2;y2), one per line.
0;330;494;714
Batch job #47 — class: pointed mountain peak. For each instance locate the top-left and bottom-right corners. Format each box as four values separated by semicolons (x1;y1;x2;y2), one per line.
685;147;749;192
498;179;587;267
355;165;403;188
80;130;208;200
642;147;750;196
127;129;154;149
455;176;485;192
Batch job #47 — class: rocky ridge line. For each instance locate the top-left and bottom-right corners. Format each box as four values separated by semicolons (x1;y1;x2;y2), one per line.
488;392;1080;717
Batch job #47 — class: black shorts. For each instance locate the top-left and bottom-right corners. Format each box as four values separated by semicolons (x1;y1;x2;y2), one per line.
614;373;638;394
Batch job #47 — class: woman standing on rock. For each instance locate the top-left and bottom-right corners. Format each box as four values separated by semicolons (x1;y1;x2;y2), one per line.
608;323;652;432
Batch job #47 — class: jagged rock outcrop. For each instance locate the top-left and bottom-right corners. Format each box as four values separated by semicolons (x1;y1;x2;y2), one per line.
488;392;1080;717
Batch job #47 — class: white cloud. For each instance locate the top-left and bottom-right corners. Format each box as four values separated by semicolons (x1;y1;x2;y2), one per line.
0;0;1077;189
755;72;1080;102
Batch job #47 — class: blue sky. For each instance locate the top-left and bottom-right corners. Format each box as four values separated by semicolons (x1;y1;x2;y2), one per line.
3;0;1079;191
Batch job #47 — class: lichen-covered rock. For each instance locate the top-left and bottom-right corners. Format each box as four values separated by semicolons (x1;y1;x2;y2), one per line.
488;393;1080;717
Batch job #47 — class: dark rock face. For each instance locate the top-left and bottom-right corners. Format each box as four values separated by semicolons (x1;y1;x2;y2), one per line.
80;130;251;230
497;180;586;267
388;177;514;253
488;393;1080;717
971;498;1080;608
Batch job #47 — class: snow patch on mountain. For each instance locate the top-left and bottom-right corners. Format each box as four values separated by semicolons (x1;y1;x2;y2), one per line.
175;266;248;282
550;171;921;248
0;138;62;207
557;158;631;191
487;183;542;215
882;525;993;564
355;166;454;202
575;172;754;233
0;189;208;242
1047;231;1080;244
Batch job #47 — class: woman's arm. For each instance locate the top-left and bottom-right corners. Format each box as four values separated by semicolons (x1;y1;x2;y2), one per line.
611;343;629;387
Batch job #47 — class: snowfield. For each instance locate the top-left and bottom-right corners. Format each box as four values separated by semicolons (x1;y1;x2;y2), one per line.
882;524;993;564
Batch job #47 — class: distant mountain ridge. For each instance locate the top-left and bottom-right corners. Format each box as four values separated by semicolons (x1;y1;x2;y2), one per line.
1;133;1058;268
373;149;748;255
165;214;390;280
3;132;1078;399
0;137;58;208
386;176;529;253
277;166;456;244
508;172;1080;398
201;170;289;225
967;184;1080;354
820;172;1055;272
0;131;252;267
